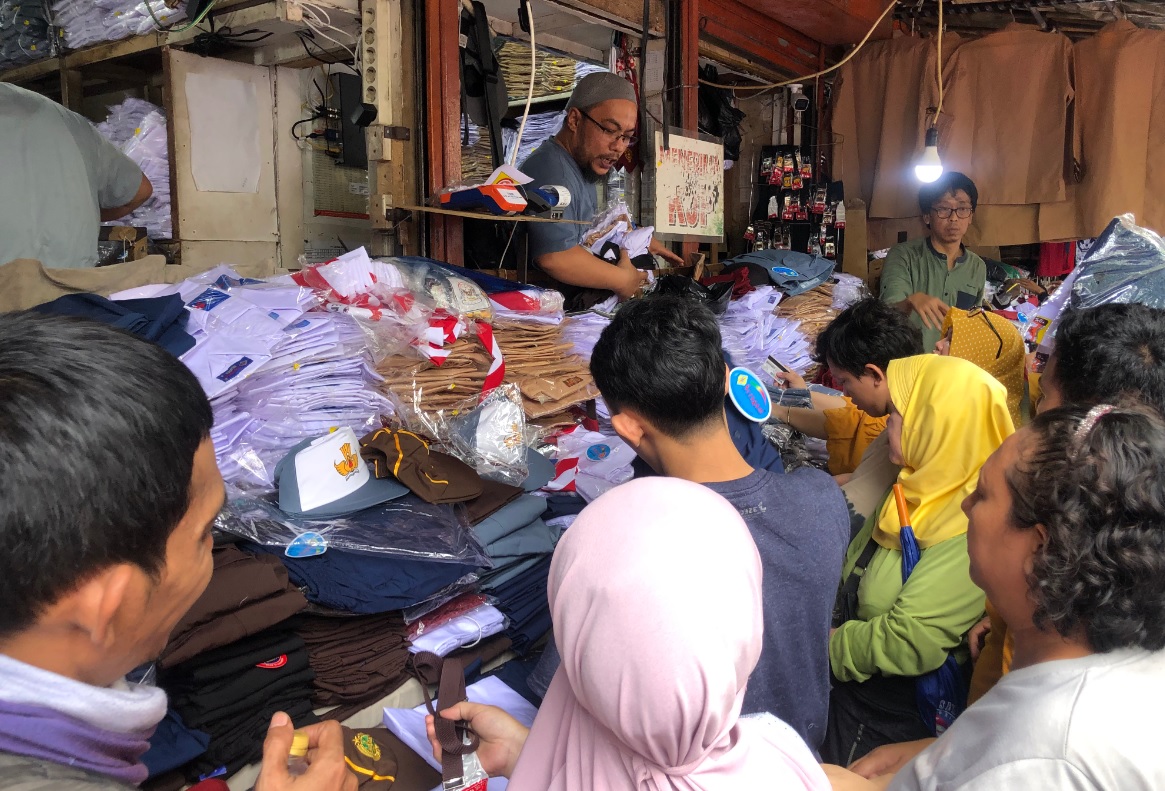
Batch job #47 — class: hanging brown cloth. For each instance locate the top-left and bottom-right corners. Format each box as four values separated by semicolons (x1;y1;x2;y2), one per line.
939;24;1079;207
1039;20;1165;240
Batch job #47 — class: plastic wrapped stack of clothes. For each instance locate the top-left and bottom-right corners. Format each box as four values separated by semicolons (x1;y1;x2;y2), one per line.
0;0;58;70
96;98;173;240
51;0;184;48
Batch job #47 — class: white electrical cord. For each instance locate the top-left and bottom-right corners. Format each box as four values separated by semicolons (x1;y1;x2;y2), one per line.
509;2;537;166
294;0;360;68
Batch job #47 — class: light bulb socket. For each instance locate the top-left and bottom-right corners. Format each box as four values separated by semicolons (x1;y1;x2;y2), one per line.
924;127;939;147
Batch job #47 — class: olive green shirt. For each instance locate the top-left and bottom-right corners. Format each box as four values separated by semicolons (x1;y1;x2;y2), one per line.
879;237;987;351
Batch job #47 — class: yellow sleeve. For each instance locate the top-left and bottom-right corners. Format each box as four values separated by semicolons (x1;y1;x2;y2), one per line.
824;399;888;475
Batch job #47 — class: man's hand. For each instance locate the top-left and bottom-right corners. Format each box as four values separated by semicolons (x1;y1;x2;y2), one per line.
847;738;936;780
968;615;992;662
614;249;648;300
905;293;949;331
425;702;530;779
774;371;808;390
648;236;685;267
255;712;357;791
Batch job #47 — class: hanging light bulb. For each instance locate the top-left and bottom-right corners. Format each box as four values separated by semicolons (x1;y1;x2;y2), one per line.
915;127;944;183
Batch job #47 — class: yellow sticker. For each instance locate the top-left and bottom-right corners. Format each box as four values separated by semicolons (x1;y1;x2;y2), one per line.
736;374;749;386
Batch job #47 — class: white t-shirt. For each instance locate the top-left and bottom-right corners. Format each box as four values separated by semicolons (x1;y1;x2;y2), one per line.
889;648;1165;791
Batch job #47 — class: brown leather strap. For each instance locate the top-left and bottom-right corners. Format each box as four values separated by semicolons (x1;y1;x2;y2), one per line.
412;651;479;784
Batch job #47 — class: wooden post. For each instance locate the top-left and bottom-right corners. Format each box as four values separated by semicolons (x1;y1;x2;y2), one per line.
423;0;463;265
362;0;421;256
680;0;699;262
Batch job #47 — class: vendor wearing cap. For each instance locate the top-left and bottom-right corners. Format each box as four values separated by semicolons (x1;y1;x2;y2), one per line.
879;172;986;351
520;72;683;308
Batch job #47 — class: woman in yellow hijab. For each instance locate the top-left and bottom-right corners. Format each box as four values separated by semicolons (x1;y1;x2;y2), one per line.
935;308;1026;425
822;354;1014;765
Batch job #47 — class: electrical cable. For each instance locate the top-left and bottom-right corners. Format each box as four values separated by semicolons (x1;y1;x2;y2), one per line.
296;29;359;74
934;0;944;121
508;1;536;166
696;0;899;92
147;0;218;33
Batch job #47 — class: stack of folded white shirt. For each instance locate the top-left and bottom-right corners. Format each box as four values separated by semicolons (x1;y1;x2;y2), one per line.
560;300;616;362
113;265;394;488
408;603;507;657
719;286;814;374
96;98;172;239
52;0;185;48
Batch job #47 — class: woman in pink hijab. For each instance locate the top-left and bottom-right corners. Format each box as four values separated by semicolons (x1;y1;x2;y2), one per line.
427;477;829;790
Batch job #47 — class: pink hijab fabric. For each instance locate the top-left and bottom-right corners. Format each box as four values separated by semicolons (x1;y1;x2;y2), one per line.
507;477;830;791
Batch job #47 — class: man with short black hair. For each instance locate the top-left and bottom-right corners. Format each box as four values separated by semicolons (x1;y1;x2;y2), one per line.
776;299;924;479
521;73;682;307
589;295;850;753
879;172;986;350
0;313;352;791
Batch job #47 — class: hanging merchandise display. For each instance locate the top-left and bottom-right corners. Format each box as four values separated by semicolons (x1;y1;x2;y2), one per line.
698;64;746;163
1038;21;1165;241
831;36;943;220
939;24;1077;206
748;145;845;260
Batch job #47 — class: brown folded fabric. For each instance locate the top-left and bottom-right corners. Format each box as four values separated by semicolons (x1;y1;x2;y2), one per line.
406;634;514;686
460;478;525;525
517;373;593;404
360;428;484;504
341;726;439;791
160;547;308;668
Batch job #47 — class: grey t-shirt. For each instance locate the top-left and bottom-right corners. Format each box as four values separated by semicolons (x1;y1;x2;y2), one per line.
519;137;598;259
890;648;1165;791
0;83;144;269
704;467;850;753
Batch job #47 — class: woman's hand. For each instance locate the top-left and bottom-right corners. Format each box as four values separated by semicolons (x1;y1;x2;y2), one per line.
426;702;530;779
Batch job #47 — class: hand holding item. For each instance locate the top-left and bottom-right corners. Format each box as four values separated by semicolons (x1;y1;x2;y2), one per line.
255;713;358;791
425;702;530;779
615;249;648;300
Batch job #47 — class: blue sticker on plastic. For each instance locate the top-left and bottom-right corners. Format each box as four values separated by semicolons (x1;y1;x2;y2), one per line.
727;367;772;423
286;531;328;558
769;266;800;278
187;287;230;311
586;443;611;461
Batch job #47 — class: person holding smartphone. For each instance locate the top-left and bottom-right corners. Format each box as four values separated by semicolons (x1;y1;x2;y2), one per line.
879;173;986;351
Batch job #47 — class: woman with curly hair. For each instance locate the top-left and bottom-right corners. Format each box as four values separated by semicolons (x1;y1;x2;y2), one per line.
828;402;1165;789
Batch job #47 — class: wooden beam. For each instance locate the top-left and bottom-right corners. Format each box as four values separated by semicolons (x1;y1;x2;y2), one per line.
59;67;83;111
423;0;462;265
541;0;665;36
748;0;892;48
697;0;820;77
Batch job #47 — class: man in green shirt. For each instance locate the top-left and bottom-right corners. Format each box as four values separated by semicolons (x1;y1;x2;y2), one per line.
879;173;985;351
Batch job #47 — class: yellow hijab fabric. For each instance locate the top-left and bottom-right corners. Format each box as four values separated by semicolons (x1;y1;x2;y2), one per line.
942;309;1026;426
874;355;1015;550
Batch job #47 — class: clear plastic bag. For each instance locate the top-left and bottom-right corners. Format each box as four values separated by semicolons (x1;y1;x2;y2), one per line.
391;384;530;487
1070;213;1165;311
381;256;495;324
215;485;491;566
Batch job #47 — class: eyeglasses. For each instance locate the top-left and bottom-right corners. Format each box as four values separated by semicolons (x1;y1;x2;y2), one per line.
577;108;637;147
968;307;1004;359
931;205;974;220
